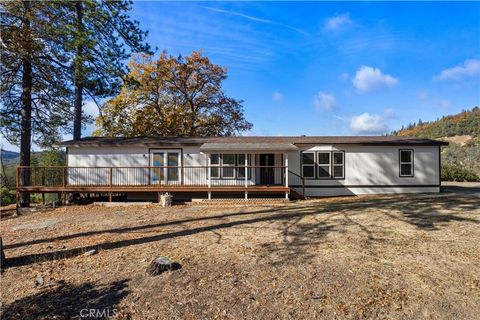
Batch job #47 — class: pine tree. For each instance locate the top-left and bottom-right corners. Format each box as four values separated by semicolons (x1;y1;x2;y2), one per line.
53;1;150;140
1;1;72;206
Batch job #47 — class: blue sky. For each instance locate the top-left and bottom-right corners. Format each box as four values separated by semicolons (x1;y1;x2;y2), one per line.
1;1;479;151
130;1;479;137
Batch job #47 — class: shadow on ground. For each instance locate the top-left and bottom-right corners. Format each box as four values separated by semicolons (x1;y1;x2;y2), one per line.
4;194;479;268
0;279;129;319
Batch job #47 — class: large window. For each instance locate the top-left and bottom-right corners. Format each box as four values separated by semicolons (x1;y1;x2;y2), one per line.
301;151;345;179
210;154;251;179
302;152;316;178
317;152;331;178
399;149;414;177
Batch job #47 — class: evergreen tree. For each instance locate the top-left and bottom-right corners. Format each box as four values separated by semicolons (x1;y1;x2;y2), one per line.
1;1;72;206
54;0;150;140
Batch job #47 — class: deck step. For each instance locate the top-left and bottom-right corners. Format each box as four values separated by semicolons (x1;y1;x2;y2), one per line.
289;188;306;200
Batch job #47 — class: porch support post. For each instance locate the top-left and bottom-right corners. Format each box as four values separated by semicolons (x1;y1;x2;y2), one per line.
285;153;289;199
207;154;212;200
244;153;248;188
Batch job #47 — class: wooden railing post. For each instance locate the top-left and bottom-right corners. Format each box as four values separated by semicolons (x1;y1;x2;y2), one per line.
148;166;151;185
109;167;113;188
62;167;66;187
302;176;305;198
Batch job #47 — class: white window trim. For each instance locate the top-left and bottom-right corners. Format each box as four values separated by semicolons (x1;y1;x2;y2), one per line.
301;152;316;179
332;151;345;179
317;151;331;179
399;149;414;177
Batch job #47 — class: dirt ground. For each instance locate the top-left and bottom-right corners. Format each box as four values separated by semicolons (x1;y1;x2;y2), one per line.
1;192;479;319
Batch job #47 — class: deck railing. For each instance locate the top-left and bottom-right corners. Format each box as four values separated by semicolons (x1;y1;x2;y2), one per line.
16;166;287;188
288;170;306;197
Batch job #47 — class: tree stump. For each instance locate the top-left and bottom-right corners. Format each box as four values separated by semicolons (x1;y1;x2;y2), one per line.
160;193;172;207
146;257;181;275
1;237;6;271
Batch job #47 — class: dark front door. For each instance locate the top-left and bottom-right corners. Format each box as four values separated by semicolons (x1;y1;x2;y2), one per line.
259;154;275;185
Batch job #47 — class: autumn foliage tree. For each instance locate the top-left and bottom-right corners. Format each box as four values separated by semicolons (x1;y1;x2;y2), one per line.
95;51;253;137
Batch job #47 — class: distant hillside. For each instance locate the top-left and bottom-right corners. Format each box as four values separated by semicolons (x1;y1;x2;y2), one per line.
1;149;20;164
391;107;479;139
391;107;480;182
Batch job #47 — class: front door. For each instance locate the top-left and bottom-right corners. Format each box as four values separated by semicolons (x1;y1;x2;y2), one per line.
150;150;181;184
259;154;275;185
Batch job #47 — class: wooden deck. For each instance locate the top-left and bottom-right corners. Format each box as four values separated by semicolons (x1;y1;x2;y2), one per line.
15;166;307;202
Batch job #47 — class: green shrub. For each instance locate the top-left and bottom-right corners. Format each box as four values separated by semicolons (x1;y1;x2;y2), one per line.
441;164;480;182
0;187;16;206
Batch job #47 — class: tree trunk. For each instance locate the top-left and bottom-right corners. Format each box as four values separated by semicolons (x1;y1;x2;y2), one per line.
73;1;84;141
19;56;32;207
0;237;6;271
73;82;83;140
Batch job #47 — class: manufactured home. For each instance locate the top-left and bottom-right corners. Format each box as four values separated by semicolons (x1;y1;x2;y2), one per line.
16;136;448;202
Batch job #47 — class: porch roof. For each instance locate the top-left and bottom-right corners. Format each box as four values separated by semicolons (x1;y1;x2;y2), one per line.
199;142;298;153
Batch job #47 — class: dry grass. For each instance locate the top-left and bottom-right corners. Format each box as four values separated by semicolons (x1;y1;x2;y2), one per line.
1;193;479;319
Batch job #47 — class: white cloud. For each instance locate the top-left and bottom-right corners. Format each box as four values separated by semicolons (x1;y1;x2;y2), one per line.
350;112;389;134
352;66;398;93
323;13;353;32
313;92;338;111
434;59;480;82
272;91;284;102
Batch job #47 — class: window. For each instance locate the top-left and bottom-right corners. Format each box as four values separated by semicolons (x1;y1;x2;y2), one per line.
332;151;344;179
317;152;331;178
399;149;414;177
222;154;236;178
236;154;251;179
302;152;315;178
167;152;179;181
210;154;251;179
210;154;220;178
301;150;345;180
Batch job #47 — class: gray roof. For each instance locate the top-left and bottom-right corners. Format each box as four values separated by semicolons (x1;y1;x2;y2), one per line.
200;143;298;152
55;135;449;147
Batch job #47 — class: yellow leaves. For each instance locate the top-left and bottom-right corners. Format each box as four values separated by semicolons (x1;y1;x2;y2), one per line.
95;50;252;137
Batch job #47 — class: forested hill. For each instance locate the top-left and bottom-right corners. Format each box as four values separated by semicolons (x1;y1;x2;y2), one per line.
391;107;479;138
